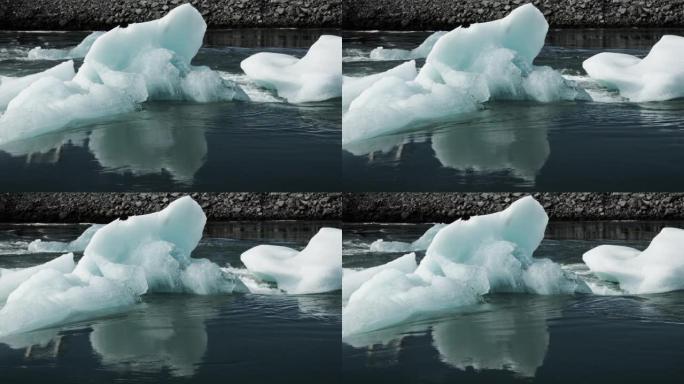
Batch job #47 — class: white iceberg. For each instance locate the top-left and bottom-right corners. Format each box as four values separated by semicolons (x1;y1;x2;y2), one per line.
27;31;105;60
369;223;447;253
583;227;684;294
0;4;246;145
343;196;589;336
583;35;684;102
240;227;342;294
0;196;245;337
28;224;104;253
369;31;447;61
342;60;417;112
240;35;342;103
342;4;588;144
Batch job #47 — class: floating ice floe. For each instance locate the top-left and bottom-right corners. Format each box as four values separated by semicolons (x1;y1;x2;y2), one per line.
369;31;447;61
369;223;447;253
28;224;104;253
0;196;246;337
0;60;75;109
583;35;684;102
0;4;247;145
342;4;589;144
583;227;684;294
240;227;342;294
241;35;342;103
27;31;105;60
342;196;589;336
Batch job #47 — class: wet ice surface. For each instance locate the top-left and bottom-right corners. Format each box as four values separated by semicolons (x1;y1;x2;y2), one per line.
0;222;340;383
343;221;684;383
0;29;341;191
343;29;684;191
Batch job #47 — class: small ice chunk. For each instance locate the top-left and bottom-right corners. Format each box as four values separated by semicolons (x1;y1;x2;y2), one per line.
27;31;105;60
369;223;447;253
240;227;342;294
28;224;104;253
369;31;447;61
583;227;684;294
342;60;417;112
583;35;684;102
241;35;342;103
0;60;75;109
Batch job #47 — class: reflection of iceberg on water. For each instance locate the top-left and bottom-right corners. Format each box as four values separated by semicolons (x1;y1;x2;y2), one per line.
431;298;557;378
90;298;214;377
0;111;208;184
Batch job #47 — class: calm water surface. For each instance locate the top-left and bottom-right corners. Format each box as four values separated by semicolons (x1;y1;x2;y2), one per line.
0;222;341;383
343;29;684;191
0;29;341;191
343;221;684;383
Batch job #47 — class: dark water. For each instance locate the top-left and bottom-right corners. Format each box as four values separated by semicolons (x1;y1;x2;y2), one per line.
343;29;684;191
0;29;341;191
343;221;684;383
0;222;341;383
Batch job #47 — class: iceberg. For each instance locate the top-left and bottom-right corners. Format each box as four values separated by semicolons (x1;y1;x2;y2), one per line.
27;31;105;60
0;253;75;302
369;31;447;61
0;196;245;337
342;60;417;112
342;252;417;302
0;4;247;145
369;223;447;253
240;227;342;294
240;35;342;103
342;4;588;144
343;196;589;336
28;224;104;253
583;35;684;102
583;227;684;294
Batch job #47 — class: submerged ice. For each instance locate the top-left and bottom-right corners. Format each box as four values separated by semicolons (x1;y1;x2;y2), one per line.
342;4;588;144
28;224;104;253
0;4;247;145
583;35;684;102
241;35;342;103
369;223;447;253
240;227;342;294
369;31;447;61
342;196;589;336
0;197;246;337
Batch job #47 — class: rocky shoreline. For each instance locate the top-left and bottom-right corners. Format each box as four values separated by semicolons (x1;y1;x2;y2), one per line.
0;0;340;30
344;0;684;29
344;193;684;222
0;193;340;222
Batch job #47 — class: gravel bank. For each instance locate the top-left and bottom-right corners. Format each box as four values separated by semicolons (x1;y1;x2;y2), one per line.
344;192;684;222
0;193;340;222
344;0;684;29
0;0;340;30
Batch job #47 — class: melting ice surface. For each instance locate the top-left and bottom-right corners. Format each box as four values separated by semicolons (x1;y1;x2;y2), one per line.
0;4;247;145
342;4;589;144
583;35;684;102
241;35;342;103
368;31;447;61
369;223;446;253
0;197;246;337
240;227;342;294
584;227;684;294
342;196;589;336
